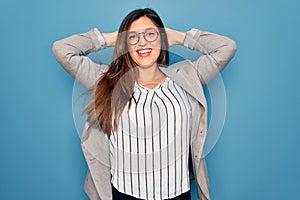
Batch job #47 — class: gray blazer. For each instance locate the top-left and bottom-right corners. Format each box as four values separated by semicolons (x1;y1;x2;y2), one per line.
52;28;236;200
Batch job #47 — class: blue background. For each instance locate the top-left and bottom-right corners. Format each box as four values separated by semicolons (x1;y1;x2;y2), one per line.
1;0;299;199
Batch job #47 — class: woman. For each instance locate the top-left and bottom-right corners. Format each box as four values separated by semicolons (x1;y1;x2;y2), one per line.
53;8;236;200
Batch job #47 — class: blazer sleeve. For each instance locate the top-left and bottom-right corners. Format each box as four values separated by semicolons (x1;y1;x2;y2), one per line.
52;28;109;89
183;28;237;85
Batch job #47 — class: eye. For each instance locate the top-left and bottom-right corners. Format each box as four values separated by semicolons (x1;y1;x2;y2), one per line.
128;34;137;40
128;33;137;40
147;32;155;36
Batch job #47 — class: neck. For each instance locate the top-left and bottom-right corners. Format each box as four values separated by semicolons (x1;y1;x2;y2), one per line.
137;63;166;83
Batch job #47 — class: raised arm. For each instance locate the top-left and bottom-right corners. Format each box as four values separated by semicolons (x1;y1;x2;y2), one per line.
52;28;117;89
167;28;237;85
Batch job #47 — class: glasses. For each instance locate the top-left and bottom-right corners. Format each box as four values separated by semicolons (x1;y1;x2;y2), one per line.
127;28;159;45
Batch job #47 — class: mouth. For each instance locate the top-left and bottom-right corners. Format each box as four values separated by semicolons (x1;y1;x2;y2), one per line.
136;48;152;57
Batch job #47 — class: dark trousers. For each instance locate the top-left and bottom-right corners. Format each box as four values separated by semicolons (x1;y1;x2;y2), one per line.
112;185;191;200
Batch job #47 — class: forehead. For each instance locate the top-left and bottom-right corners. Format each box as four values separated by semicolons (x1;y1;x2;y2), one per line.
129;16;157;31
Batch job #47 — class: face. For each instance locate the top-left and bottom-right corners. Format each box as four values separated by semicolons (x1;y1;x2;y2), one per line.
127;16;161;68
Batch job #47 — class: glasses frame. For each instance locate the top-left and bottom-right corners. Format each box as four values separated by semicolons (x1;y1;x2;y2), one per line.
127;28;160;45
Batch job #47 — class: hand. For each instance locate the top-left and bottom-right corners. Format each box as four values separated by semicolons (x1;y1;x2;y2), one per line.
102;31;118;47
165;28;187;47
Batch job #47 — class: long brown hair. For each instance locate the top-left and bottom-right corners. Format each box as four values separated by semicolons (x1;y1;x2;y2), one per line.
85;8;169;135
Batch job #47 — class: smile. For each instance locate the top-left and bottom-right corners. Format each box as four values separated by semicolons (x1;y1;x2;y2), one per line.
137;48;152;57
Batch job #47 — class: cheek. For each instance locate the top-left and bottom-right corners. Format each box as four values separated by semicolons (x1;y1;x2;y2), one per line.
128;49;138;63
127;44;136;56
152;42;161;58
152;49;161;60
153;44;161;58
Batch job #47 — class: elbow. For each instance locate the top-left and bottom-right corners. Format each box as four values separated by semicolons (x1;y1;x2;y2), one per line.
215;38;237;70
52;40;67;65
227;38;237;59
52;41;61;59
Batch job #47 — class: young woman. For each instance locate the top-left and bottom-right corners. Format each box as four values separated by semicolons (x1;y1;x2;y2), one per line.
53;8;236;200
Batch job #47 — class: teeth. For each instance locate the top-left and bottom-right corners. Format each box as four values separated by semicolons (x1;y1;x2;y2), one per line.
138;49;152;54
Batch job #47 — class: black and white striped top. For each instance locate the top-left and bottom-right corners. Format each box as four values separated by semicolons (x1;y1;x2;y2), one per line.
109;77;197;200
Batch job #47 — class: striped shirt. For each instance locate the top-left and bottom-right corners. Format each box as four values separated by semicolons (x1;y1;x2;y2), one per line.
109;77;197;200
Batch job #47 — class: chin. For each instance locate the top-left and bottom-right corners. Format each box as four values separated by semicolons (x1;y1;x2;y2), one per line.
133;56;160;68
136;62;157;68
134;57;158;67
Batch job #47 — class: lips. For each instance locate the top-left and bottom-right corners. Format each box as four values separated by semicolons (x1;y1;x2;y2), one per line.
136;48;152;57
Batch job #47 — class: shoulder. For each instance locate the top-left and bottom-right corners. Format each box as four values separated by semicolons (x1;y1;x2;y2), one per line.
168;60;198;76
160;60;202;87
169;60;192;69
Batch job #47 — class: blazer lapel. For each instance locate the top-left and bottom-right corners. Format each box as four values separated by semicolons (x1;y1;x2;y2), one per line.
160;61;207;110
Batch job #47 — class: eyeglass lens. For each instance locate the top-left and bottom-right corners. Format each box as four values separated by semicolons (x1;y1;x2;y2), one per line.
128;28;158;45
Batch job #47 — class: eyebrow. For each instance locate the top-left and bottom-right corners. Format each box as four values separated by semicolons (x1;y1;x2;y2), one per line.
128;27;157;34
128;31;138;34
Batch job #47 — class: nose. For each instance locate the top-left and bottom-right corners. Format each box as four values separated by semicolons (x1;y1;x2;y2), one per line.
138;34;147;46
